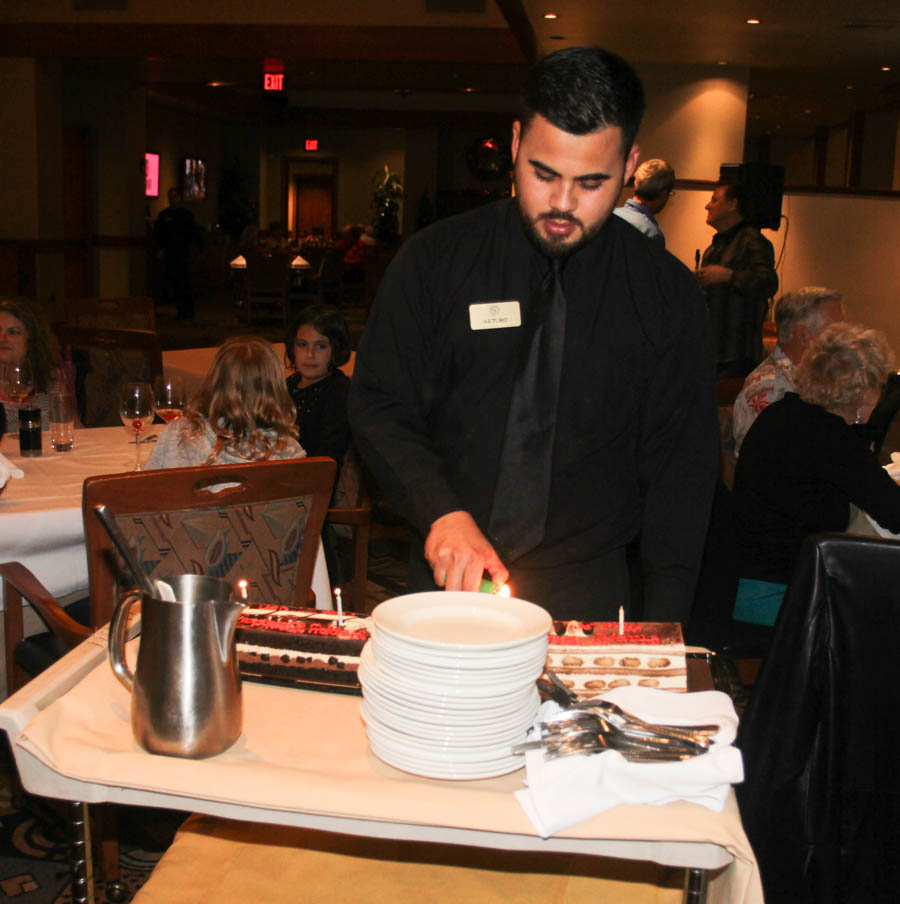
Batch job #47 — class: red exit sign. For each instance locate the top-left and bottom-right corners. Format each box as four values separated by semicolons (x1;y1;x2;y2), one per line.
264;73;284;92
305;139;319;152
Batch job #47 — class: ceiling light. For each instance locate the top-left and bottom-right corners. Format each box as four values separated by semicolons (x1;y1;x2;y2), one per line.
882;65;892;71
206;81;231;88
544;12;558;19
717;60;728;66
746;18;760;25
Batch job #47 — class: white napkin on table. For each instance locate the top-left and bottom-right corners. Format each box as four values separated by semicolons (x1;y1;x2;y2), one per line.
0;451;25;489
515;686;744;838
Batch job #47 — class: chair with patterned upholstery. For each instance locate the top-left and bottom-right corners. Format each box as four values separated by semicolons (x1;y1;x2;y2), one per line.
54;324;163;426
3;456;335;697
1;456;335;888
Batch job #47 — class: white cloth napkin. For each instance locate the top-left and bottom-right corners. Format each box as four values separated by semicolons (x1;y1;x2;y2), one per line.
515;686;744;838
0;451;25;489
884;452;900;482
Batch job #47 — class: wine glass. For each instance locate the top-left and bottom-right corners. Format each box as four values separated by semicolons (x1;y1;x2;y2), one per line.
153;374;186;424
120;382;155;471
0;361;33;404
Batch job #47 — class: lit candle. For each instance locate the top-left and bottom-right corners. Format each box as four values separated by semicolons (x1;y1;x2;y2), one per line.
618;605;625;635
237;579;249;601
334;586;343;626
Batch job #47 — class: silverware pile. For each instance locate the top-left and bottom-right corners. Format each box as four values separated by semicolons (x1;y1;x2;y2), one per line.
514;670;721;763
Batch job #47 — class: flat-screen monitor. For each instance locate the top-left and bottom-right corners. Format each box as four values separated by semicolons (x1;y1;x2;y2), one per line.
181;157;207;201
144;152;160;198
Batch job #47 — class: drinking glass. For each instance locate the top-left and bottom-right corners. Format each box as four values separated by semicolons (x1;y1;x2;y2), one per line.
153;374;186;424
120;382;155;471
0;361;33;404
48;388;76;452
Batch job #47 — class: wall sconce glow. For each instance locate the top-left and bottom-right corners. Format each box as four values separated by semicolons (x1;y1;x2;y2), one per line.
746;18;760;24
882;66;892;72
543;12;558;19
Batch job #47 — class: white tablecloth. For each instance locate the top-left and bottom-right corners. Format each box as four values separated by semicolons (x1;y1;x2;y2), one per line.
0;426;330;607
0;634;763;904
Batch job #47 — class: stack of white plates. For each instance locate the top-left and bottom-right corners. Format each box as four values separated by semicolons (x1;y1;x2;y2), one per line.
359;591;551;780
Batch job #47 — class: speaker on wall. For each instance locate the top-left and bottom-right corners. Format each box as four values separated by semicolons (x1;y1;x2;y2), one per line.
719;162;785;231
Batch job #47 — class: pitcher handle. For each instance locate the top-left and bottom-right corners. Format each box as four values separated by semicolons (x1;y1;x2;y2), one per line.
108;591;141;692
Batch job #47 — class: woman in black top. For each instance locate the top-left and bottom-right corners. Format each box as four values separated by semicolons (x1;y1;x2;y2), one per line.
733;322;900;627
284;305;351;467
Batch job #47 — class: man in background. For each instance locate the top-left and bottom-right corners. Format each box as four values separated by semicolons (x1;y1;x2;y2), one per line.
732;286;845;454
154;188;199;320
697;181;778;377
350;47;718;623
613;158;675;246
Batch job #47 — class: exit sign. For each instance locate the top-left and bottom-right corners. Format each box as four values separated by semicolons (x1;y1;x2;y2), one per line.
305;139;319;152
264;73;284;92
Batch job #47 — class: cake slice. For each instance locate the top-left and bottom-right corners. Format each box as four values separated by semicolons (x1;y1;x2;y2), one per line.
235;605;371;694
546;620;687;696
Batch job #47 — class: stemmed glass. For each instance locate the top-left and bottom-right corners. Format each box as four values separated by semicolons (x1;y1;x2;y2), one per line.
120;382;155;471
153;374;186;424
0;361;34;404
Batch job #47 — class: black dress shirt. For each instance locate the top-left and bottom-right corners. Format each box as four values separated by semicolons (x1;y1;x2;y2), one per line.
350;199;718;621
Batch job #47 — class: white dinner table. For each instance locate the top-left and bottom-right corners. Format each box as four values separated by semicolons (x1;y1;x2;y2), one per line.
0;425;331;609
0;636;763;904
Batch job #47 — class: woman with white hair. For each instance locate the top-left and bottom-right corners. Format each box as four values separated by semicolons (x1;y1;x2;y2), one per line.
732;321;900;629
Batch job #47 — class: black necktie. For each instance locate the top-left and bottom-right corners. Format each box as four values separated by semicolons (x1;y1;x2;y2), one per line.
488;258;567;562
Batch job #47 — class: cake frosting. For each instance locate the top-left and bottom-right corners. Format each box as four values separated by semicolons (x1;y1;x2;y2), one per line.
546;620;687;696
235;605;371;692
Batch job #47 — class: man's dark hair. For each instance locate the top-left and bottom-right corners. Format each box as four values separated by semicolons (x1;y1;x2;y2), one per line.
716;180;754;222
520;46;645;151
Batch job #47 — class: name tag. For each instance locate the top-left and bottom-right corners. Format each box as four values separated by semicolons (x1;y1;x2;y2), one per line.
469;301;521;331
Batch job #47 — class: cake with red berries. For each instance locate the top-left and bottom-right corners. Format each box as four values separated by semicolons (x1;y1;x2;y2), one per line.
235;605;371;694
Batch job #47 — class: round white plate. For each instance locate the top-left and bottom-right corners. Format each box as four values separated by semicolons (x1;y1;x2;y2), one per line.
367;737;525;780
359;679;539;732
372;592;551;650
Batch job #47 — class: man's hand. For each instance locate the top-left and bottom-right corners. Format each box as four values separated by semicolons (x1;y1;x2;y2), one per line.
695;264;732;288
424;511;509;592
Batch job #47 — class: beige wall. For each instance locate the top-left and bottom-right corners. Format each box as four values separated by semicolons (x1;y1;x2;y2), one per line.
634;186;900;357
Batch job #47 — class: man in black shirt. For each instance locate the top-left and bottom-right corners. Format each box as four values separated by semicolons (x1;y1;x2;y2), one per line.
350;47;718;622
154;188;199;320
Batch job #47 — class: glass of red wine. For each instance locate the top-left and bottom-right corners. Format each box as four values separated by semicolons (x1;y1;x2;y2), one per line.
153;374;186;425
120;381;155;471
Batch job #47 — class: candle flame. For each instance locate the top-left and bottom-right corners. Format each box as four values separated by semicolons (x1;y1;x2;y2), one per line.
237;579;249;600
497;583;511;597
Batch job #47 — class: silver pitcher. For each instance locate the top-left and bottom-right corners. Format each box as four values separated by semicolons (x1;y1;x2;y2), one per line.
108;574;247;758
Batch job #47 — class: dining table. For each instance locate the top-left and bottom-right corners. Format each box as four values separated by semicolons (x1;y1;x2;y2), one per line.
162;346;355;403
0;636;763;904
0;424;332;610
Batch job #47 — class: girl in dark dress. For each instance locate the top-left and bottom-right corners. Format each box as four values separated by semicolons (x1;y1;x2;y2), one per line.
284;305;351;467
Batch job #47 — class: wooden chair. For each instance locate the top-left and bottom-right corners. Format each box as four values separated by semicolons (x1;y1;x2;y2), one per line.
3;456;336;697
325;446;372;613
65;296;156;331
54;325;163;426
1;456;335;887
245;252;292;325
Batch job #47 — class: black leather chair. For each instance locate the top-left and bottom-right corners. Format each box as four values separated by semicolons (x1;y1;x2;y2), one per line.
737;533;900;904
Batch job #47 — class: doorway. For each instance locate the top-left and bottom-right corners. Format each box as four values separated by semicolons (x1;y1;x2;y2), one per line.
285;159;337;241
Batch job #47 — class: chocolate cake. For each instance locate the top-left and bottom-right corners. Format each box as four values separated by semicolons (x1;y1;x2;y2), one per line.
546;620;687;696
235;605;371;694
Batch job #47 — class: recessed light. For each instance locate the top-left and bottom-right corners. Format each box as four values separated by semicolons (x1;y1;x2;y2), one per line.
746;18;760;25
717;60;728;66
882;65;892;72
206;81;231;88
544;12;558;19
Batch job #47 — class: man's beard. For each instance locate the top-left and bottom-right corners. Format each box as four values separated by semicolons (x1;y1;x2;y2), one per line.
517;202;606;259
